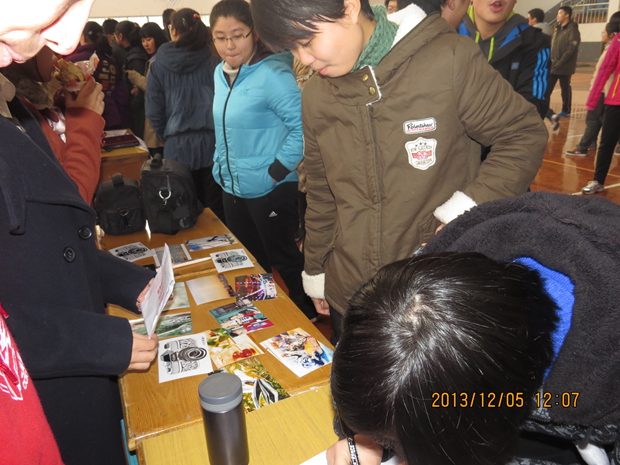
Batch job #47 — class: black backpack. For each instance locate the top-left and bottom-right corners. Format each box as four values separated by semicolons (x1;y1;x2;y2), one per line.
140;153;203;235
94;173;146;235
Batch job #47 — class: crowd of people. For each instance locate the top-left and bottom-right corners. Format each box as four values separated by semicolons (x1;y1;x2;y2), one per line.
0;0;619;465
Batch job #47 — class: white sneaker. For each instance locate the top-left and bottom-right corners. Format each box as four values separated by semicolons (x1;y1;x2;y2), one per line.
582;180;605;194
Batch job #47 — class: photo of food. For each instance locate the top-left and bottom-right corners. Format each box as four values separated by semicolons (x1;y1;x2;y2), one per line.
206;328;264;369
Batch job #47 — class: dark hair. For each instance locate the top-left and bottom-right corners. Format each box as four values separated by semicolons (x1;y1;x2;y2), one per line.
171;8;212;52
163;8;176;26
115;20;141;47
610;11;620;23
331;252;558;465
210;0;255;31
102;19;118;35
139;22;168;54
83;21;112;57
250;0;374;52
606;21;620;35
384;0;390;7
528;8;545;23
559;6;573;18
396;0;445;14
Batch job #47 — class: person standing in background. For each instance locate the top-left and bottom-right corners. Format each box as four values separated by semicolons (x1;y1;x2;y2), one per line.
66;21;131;132
147;9;224;221
528;8;553;36
550;6;580;117
457;0;551;119
103;18;126;66
566;21;620;157
162;8;176;42
582;25;620;194
210;0;317;322
115;21;149;138
126;22;167;156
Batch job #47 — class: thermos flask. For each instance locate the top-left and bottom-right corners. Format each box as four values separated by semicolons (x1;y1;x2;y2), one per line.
198;372;249;465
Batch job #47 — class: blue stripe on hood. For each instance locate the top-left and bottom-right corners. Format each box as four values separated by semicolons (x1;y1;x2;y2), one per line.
515;257;574;380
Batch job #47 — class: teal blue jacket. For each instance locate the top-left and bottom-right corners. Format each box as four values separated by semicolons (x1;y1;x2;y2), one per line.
212;52;301;198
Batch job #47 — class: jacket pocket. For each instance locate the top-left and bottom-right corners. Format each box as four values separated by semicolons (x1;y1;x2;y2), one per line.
321;220;340;267
236;156;275;197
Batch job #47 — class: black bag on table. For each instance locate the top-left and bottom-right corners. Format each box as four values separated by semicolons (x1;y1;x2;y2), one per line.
140;153;203;235
94;173;146;235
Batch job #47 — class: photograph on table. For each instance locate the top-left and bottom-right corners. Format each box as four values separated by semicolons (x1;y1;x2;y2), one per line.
211;248;253;272
215;357;289;413
158;332;212;383
109;241;155;262
130;311;192;339
186;234;237;251
153;243;192;266
210;299;274;335
235;273;278;301
206;328;264;369
261;328;333;377
163;282;191;311
186;274;236;305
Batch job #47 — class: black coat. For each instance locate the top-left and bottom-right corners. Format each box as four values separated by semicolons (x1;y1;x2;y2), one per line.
425;191;620;428
0;99;154;465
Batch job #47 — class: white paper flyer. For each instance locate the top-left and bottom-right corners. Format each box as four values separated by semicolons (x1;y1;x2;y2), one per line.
141;244;175;337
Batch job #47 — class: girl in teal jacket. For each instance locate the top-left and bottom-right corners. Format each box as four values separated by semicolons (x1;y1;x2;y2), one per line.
211;0;316;321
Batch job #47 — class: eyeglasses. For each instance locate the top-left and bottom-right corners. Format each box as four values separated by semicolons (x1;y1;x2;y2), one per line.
213;30;253;45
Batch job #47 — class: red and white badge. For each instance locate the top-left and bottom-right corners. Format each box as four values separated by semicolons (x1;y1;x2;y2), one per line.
405;137;437;170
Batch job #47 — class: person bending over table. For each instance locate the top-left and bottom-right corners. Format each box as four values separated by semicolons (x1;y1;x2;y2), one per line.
329;192;620;465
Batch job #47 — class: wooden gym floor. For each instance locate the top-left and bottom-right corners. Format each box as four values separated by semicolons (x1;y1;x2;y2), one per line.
534;65;620;202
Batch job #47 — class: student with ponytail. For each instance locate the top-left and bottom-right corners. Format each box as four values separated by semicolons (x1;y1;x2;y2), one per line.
66;21;130;131
146;9;224;221
115;20;149;138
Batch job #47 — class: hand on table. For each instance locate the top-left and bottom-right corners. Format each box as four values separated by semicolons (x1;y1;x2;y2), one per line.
326;435;383;465
65;77;105;116
127;332;158;371
311;297;330;316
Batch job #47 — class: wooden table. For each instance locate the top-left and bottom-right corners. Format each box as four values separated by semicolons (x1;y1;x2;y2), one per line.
99;144;149;184
98;210;333;452
137;385;338;465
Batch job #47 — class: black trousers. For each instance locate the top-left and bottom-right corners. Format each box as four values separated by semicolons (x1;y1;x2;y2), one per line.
222;182;317;320
577;93;605;151
192;167;225;224
329;305;343;346
594;104;620;184
549;74;572;114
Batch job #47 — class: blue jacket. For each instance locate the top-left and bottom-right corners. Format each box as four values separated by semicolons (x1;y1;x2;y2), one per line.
146;42;219;170
212;52;301;198
459;11;551;118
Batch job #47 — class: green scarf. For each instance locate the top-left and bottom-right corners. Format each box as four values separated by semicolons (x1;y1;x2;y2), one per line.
352;5;398;72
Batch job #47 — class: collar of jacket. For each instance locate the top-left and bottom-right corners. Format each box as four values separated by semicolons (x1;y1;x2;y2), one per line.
460;12;529;64
556;20;575;31
325;13;446;107
0;99;92;234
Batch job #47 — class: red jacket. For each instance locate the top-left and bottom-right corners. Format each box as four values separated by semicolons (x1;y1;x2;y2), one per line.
587;35;620;110
22;100;103;204
0;305;64;465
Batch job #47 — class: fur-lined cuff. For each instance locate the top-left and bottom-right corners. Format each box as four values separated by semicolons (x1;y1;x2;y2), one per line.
434;191;477;224
302;271;325;300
